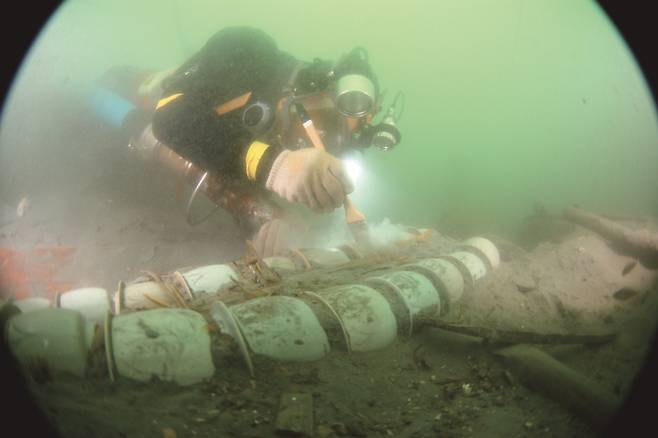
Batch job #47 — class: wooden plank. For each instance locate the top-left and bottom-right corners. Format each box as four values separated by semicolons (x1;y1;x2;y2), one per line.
494;344;621;429
421;319;616;346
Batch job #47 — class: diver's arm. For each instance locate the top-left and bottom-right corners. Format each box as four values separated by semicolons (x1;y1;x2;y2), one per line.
151;26;284;181
152;26;353;211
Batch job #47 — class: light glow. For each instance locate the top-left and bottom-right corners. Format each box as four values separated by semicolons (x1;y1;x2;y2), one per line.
344;158;362;185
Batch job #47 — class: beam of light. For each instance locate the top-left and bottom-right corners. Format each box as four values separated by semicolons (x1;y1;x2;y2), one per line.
344;158;362;185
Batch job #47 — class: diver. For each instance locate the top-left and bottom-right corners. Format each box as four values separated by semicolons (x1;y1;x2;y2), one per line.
93;26;402;257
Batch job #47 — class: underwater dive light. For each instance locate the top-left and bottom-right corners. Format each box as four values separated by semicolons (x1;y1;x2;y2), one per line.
344;158;363;185
353;91;404;151
370;106;401;151
335;73;376;118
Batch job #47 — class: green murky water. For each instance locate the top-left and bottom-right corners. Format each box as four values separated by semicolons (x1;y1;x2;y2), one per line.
1;0;657;238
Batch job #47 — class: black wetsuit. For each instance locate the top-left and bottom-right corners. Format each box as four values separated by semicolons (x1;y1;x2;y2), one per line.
152;26;298;186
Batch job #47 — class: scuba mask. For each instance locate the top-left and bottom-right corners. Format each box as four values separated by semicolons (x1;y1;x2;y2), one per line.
285;47;404;152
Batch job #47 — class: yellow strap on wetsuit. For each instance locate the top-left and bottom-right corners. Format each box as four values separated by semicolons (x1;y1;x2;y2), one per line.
245;141;270;181
156;93;183;109
214;92;252;116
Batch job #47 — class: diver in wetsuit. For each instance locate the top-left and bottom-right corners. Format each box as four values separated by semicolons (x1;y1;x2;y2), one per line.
97;26;401;256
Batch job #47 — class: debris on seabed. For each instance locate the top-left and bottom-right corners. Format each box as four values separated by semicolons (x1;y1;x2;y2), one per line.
275;392;314;437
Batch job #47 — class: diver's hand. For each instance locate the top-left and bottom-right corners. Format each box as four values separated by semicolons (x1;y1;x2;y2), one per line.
265;149;354;212
252;218;305;258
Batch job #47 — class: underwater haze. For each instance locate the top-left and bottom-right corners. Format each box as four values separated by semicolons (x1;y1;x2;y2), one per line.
1;0;657;237
3;2;658;437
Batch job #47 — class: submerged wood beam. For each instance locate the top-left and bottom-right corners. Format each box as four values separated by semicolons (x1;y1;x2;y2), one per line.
494;344;621;430
420;319;616;346
564;206;658;264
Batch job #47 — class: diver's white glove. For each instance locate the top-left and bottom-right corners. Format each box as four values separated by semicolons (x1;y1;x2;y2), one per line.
265;149;355;213
252;218;306;258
